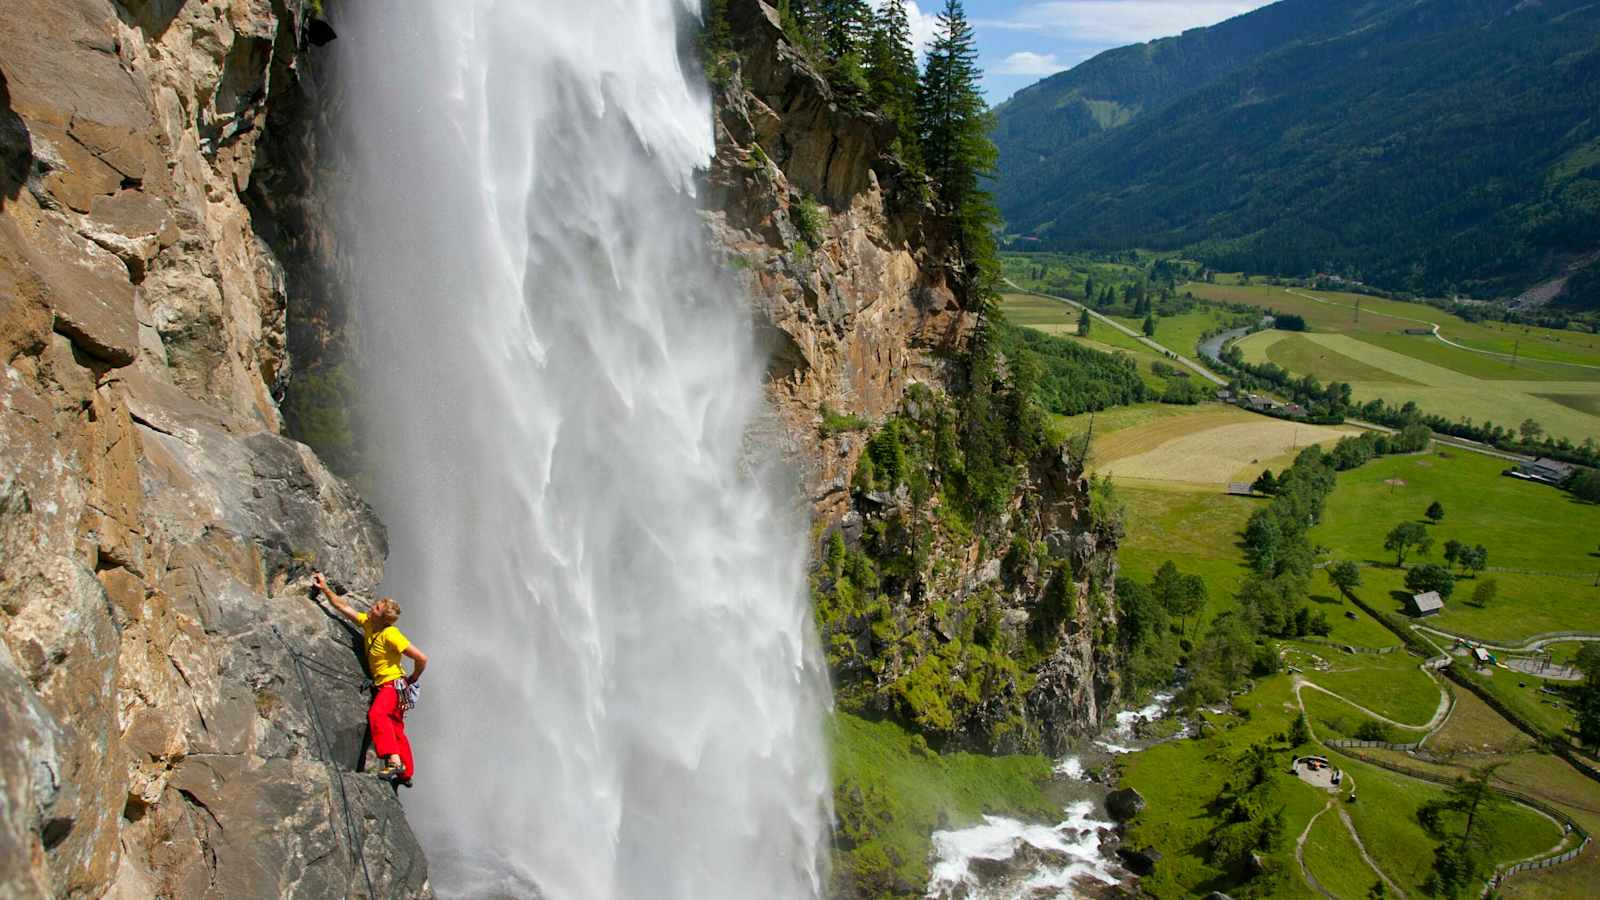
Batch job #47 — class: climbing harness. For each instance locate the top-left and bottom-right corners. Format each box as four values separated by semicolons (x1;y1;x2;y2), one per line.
272;626;379;900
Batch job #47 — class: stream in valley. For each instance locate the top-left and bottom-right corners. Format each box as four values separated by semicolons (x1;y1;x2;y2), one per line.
924;693;1183;898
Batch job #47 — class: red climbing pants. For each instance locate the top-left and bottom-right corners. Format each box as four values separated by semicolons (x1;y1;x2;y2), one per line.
368;681;414;780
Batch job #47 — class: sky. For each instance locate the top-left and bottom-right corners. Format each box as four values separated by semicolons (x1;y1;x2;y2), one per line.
880;0;1278;101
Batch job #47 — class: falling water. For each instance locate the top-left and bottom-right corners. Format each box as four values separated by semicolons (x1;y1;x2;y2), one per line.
332;2;831;897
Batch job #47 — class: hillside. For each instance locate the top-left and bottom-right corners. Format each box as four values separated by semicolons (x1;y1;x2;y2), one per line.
993;0;1600;299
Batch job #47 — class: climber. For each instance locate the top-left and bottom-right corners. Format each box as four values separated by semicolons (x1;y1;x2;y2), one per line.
312;572;427;786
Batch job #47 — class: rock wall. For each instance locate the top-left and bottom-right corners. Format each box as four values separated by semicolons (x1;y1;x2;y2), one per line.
0;1;427;897
705;1;972;526
706;1;1121;754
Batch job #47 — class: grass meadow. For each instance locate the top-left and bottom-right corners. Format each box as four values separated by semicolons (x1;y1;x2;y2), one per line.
1311;450;1600;640
1236;329;1600;442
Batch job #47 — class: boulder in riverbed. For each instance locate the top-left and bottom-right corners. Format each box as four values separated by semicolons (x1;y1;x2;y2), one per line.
1105;787;1146;822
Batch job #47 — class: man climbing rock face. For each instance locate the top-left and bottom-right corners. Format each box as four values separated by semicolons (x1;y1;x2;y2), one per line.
313;572;428;786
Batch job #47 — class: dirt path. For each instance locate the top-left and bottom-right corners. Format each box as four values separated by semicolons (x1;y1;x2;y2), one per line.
1337;807;1408;899
1296;803;1340;900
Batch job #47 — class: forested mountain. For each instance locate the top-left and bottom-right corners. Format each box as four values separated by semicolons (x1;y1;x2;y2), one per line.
993;0;1600;300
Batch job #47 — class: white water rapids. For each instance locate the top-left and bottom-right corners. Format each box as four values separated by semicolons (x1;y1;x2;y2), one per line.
333;2;830;897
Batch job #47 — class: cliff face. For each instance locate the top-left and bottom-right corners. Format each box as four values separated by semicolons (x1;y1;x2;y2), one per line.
706;0;1121;755
0;1;426;897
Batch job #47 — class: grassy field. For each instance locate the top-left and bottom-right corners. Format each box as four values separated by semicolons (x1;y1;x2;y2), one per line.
1311;450;1600;641
1118;676;1328;898
1066;403;1357;487
1108;305;1247;357
1000;293;1177;391
1237;329;1600;441
1451;664;1582;749
1301;806;1383;899
1185;282;1600;369
1120;674;1562;897
1000;292;1083;336
1289;643;1444;727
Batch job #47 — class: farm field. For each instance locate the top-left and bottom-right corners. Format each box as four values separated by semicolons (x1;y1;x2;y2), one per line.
1107;305;1246;357
1236;329;1600;442
1310;450;1600;640
1000;292;1174;391
999;292;1081;336
1084;404;1357;487
1098;390;1600;896
1185;282;1600;369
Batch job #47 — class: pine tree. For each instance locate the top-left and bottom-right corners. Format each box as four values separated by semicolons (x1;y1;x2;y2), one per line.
918;0;1000;299
865;0;922;168
820;1;874;57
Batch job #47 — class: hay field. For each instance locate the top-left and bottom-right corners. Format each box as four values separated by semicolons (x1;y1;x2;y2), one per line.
1236;330;1600;442
1186;282;1600;370
1092;405;1357;486
999;292;1079;335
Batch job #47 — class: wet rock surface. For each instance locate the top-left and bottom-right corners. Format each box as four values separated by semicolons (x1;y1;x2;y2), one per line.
0;1;427;896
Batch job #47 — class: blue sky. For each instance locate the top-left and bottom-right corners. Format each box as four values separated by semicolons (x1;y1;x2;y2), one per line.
883;1;1277;101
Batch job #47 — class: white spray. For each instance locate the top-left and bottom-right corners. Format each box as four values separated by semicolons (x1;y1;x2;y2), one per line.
332;3;831;897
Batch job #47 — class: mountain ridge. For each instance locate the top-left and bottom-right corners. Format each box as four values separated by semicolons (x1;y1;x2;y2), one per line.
993;0;1600;300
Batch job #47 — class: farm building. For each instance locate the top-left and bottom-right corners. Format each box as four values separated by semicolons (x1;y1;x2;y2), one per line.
1226;483;1253;496
1512;458;1576;486
1407;591;1445;616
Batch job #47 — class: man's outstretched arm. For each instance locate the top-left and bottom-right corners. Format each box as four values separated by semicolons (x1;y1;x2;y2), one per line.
312;572;363;624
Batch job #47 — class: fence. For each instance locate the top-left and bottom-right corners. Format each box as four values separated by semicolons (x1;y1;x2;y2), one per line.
1326;744;1593;888
1496;838;1591;880
1326;738;1421;752
1298;637;1398;655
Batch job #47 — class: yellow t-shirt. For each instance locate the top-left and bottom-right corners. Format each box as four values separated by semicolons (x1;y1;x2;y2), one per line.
356;612;411;686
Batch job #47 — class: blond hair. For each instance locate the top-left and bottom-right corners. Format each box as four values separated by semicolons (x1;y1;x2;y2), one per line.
372;597;402;620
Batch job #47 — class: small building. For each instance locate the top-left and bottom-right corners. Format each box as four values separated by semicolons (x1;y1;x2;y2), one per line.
1472;646;1494;666
1513;458;1576;486
1226;482;1254;496
1407;591;1445;617
1216;389;1234;402
1284;403;1310;419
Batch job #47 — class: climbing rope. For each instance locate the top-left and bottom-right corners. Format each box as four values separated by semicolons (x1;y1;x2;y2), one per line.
272;626;379;900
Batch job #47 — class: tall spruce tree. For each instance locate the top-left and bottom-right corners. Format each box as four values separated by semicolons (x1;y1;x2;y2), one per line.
865;0;921;166
918;0;999;299
820;0;875;61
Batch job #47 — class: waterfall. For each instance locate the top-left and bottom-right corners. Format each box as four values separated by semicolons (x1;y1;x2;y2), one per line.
332;3;831;897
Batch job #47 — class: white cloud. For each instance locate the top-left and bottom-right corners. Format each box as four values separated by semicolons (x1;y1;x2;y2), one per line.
980;1;1274;46
993;51;1069;76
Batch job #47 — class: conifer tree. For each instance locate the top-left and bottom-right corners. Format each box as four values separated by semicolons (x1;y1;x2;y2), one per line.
829;1;876;55
865;0;921;166
917;0;1000;298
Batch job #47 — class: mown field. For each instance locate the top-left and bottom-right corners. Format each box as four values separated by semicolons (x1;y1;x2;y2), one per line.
1236;329;1600;442
1060;402;1356;488
1311;450;1600;640
1186;282;1600;369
